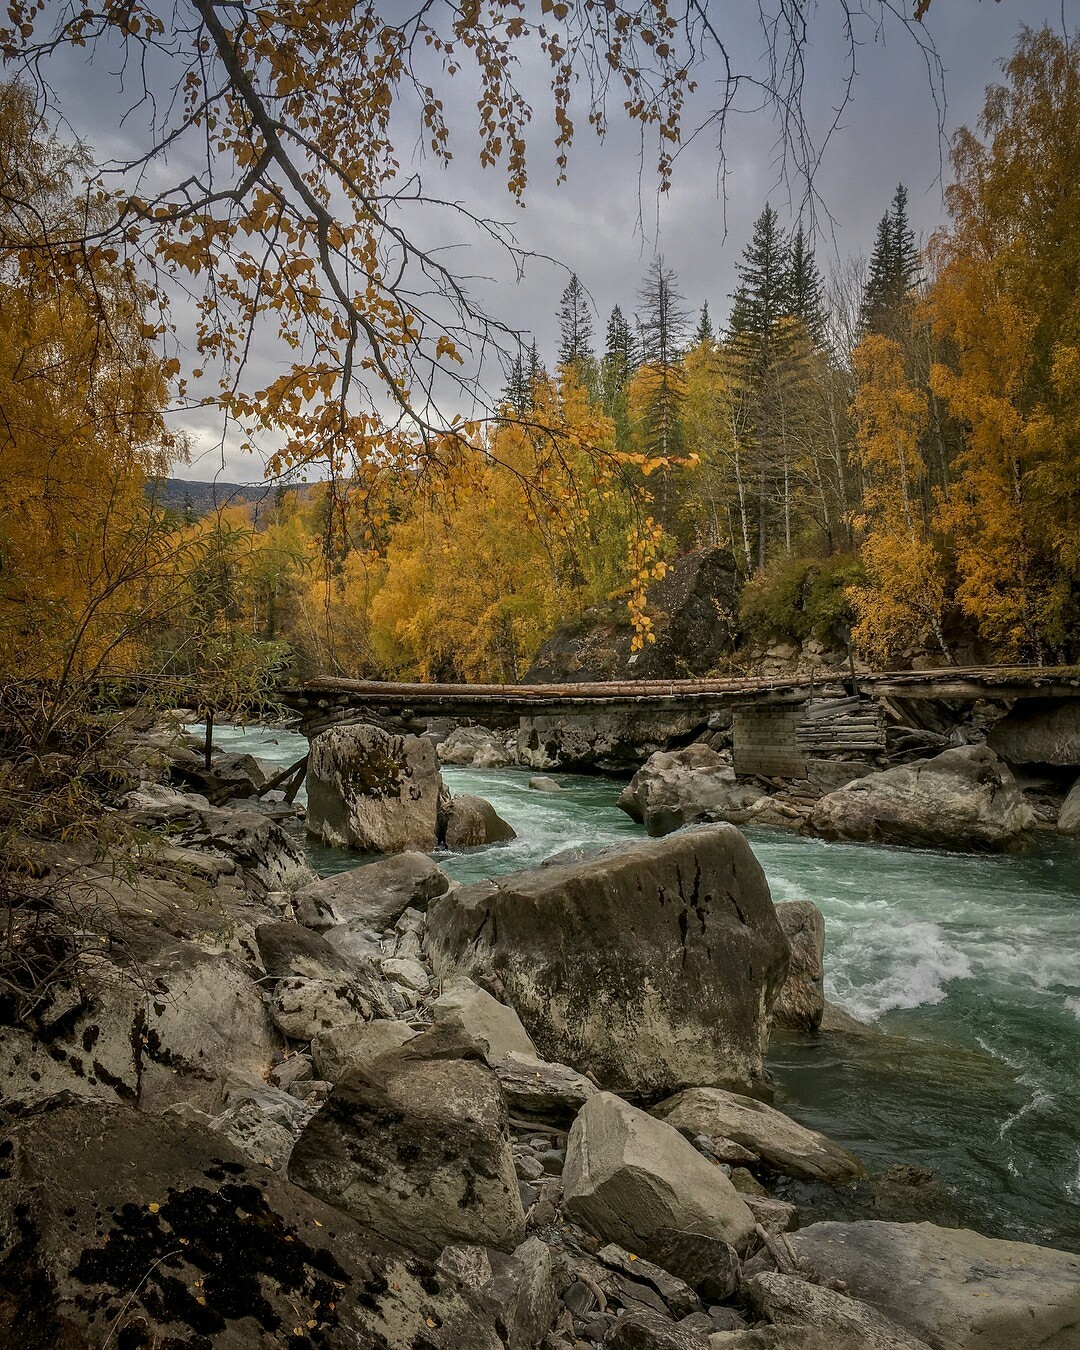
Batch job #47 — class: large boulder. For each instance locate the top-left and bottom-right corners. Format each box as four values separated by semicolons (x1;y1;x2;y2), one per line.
171;805;316;895
436;1239;556;1350
771;901;825;1031
431;977;539;1061
515;710;704;774
310;1018;417;1081
306;722;442;853
441;793;517;849
987;698;1080;766
1057;776;1080;834
562;1092;756;1257
437;725;516;768
744;1273;930;1349
426;825;790;1095
0;1100;503;1348
288;1027;525;1258
810;746;1035;852
618;745;761;836
294;851;450;931
255;921;394;1040
653;1087;865;1183
788;1221;1080;1350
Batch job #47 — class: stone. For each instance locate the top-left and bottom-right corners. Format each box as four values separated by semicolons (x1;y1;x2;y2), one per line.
173;805;316;895
306;722;443;853
708;1331;911;1349
742;1195;797;1236
516;710;706;774
431;976;539;1062
788;1220;1080;1350
606;1310;712;1349
310;1018;418;1081
209;1076;312;1171
492;1052;597;1123
819;1001;878;1036
810;746;1035;853
321;922;384;964
596;1245;701;1319
380;955;431;993
442;793;518;849
653;1088;865;1184
255;921;394;1040
644;1228;740;1302
438;725;516;768
562;1092;756;1256
269;1053;313;1089
987;699;1080;766
436;1238;557;1349
771;901;825;1031
0;1099;502;1347
426;826;790;1096
745;1272;931;1350
1057;776;1080;834
529;776;565;792
617;745;761;836
288;1027;526;1258
294;851;450;931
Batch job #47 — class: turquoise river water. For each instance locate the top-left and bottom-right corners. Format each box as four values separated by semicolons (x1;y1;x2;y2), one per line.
208;723;1080;1252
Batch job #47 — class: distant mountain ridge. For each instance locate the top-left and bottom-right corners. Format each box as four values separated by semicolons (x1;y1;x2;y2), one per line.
146;477;302;520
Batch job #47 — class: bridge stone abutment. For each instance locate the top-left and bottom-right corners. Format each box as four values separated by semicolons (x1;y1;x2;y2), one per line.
732;705;808;779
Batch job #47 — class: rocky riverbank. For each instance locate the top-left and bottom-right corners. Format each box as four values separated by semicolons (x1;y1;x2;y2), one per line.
1;719;1077;1348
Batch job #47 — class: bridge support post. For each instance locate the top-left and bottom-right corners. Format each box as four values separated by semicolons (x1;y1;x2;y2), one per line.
732;703;808;779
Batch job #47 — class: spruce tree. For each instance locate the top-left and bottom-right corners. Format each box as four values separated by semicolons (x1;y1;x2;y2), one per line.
692;301;715;348
787;226;825;343
635;255;689;497
637;254;689;368
501;347;529;413
557;273;594;369
861;183;923;335
728;204;793;377
600;304;635;449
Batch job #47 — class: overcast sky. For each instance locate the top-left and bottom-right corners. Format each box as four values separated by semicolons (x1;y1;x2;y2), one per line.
44;0;1079;482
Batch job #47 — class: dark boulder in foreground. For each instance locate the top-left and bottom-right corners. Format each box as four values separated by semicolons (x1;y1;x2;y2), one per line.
0;1099;503;1348
810;746;1035;852
425;824;790;1095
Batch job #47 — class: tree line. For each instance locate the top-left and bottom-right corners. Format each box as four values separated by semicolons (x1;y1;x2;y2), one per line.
2;25;1078;702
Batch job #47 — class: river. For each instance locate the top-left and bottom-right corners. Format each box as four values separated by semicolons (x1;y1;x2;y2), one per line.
208;723;1080;1252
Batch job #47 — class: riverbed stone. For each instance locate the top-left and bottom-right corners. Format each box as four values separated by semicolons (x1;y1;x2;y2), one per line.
562;1092;756;1256
810;746;1035;852
288;1027;526;1257
516;710;705;774
438;725;516;768
744;1273;930;1349
426;825;790;1095
653;1087;865;1183
0;1099;503;1347
529;776;564;792
306;722;443;853
492;1051;597;1122
617;744;762;836
294;850;450;931
255;921;395;1039
1057;776;1080;833
987;698;1080;766
441;793;517;849
436;1238;557;1350
787;1220;1080;1350
771;901;825;1031
310;1018;417;1081
431;976;540;1060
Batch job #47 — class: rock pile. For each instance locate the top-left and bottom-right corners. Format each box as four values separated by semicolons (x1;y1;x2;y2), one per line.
2;723;1077;1349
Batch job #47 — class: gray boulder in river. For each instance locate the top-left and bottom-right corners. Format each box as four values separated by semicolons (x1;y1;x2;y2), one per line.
788;1220;1080;1350
810;745;1035;852
425;824;790;1095
987;698;1080;766
617;743;762;836
306;721;442;852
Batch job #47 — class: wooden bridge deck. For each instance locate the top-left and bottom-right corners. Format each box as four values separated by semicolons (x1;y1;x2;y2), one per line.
281;665;1080;720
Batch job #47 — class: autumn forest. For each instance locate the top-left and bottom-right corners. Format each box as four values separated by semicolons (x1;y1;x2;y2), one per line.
2;22;1079;702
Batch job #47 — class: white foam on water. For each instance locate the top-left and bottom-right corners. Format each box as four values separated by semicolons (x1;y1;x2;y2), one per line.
826;918;974;1021
1066;996;1080;1021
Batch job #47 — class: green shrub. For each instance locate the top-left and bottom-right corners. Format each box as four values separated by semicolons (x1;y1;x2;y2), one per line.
739;553;866;646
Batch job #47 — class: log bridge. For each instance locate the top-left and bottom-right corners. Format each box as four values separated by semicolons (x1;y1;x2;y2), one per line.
281;666;1080;778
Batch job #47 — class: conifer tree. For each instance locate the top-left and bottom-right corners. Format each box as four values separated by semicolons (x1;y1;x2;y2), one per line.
861;183;923;335
501;348;530;413
638;255;689;368
633;256;689;533
728;203;793;376
600;305;636;449
557;273;594;369
692;302;715;347
787;226;825;344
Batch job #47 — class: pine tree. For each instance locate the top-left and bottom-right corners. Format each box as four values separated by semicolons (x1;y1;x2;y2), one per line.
692;302;715;348
501;348;529;413
526;341;548;401
600;304;636;449
634;256;689;534
787;226;825;344
861;183;923;335
728;204;793;377
557;273;594;369
637;255;689;368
